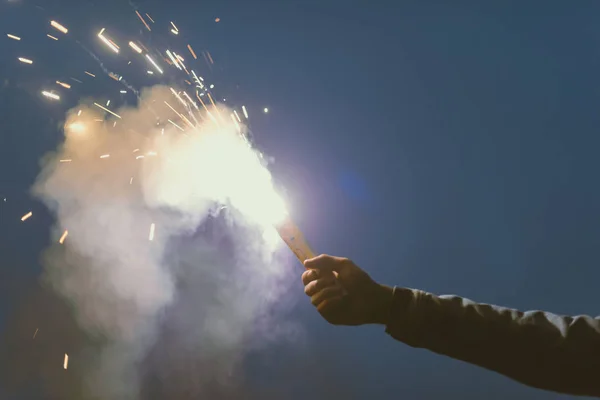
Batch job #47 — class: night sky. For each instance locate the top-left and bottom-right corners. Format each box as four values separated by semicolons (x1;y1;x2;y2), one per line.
1;0;600;399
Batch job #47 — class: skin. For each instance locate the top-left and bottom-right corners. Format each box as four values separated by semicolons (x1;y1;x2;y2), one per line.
302;254;394;326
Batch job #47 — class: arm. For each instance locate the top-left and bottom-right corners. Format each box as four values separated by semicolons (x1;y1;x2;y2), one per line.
386;287;600;397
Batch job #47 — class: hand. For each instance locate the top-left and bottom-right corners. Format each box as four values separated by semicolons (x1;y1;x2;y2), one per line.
302;255;393;326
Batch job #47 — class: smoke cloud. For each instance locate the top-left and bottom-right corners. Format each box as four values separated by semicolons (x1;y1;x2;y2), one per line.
30;85;299;399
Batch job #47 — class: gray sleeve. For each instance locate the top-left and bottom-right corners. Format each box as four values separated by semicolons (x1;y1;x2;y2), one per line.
385;287;600;397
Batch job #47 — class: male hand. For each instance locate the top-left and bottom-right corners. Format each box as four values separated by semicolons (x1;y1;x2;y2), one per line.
302;255;393;326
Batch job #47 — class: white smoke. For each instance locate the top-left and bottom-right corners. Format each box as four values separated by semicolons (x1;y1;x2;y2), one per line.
32;85;298;399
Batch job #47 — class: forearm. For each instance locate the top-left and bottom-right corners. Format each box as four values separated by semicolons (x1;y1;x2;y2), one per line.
384;287;600;397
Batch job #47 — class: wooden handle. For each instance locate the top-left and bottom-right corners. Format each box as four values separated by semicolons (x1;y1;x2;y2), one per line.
275;218;316;266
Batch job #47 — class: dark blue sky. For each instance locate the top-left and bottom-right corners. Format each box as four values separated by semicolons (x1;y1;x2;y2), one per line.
2;0;600;399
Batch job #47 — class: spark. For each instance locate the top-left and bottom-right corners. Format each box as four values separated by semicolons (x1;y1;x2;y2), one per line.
136;155;145;159
98;29;119;53
149;223;155;241
59;159;72;163
18;57;33;64
145;13;155;23
56;81;71;89
176;54;185;62
128;41;142;53
63;354;69;370
77;109;82;116
147;70;154;75
234;110;241;122
170;21;179;31
165;50;181;70
100;154;110;159
135;11;151;31
120;90;127;94
174;52;186;71
215;17;221;22
242;105;249;119
129;177;133;185
187;44;198;59
50;20;68;34
21;211;32;222
171;29;179;35
59;230;68;244
42;91;60;100
231;114;241;132
7;34;21;41
161;128;164;135
264;107;269;113
106;100;111;106
210;84;215;89
93;102;122;119
169;87;187;107
47;34;58;41
145;54;163;74
33;328;38;339
182;91;199;110
133;149;140;153
206;51;214;64
84;71;96;77
167;119;184;131
147;151;157;156
71;77;83;83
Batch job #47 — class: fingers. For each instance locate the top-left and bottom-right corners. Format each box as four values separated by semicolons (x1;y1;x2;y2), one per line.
311;285;345;308
304;254;349;274
304;276;337;297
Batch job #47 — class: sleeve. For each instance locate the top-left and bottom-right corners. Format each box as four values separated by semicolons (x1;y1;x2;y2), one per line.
385;287;600;397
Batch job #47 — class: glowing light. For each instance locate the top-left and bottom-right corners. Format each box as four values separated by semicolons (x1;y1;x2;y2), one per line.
42;91;60;100
128;41;142;53
130;177;133;185
145;13;155;23
215;17;221;22
120;90;127;94
7;34;21;41
93;102;121;119
63;354;69;370
84;71;96;77
47;34;58;41
263;107;269;113
18;57;33;64
234;110;241;122
56;81;71;89
146;54;163;74
50;20;68;34
242;105;248;119
147;70;154;75
33;328;39;339
21;211;33;221
59;230;68;244
171;29;179;35
100;154;110;159
106;100;110;106
149;223;155;241
77;109;82;116
59;159;72;163
67;123;85;133
170;21;179;31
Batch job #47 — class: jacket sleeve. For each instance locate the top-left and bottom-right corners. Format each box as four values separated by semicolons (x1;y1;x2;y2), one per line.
385;287;600;397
